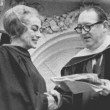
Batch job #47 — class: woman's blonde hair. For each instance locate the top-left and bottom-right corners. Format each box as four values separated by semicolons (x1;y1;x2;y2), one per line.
3;5;40;37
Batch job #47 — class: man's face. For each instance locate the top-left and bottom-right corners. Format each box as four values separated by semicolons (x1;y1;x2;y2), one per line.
77;9;105;50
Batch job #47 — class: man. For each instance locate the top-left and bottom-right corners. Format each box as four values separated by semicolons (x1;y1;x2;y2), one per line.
54;4;110;110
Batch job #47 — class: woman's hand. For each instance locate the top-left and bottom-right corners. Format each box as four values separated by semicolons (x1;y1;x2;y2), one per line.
44;92;59;110
49;89;62;108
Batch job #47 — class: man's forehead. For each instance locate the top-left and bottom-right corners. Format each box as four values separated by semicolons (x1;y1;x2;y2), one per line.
78;9;98;24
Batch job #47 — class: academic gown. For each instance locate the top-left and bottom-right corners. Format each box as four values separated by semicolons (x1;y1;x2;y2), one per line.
56;46;110;110
0;45;48;110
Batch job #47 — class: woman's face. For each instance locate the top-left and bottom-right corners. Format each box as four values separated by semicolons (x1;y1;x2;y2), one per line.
20;15;42;49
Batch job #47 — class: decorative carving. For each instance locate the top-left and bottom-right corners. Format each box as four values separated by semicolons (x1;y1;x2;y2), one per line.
9;0;27;7
41;9;79;34
0;0;5;13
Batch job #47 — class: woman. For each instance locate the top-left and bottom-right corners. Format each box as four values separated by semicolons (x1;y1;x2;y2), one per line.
0;5;59;110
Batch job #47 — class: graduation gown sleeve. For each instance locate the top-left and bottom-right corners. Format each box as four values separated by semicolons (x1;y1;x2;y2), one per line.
0;46;48;110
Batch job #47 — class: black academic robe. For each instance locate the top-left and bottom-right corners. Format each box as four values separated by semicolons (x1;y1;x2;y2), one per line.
0;45;48;110
56;46;110;110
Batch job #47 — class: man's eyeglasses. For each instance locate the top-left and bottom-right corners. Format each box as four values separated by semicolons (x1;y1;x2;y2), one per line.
74;21;103;34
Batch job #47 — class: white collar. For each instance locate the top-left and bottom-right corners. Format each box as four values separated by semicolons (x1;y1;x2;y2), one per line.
74;35;110;57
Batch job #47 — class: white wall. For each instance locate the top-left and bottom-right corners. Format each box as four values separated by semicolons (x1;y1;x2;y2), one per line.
31;30;84;90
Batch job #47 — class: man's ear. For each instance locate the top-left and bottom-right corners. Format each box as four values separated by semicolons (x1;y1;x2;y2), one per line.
103;21;109;29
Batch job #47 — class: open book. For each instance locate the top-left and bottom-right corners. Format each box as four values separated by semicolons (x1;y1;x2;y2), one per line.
51;73;104;94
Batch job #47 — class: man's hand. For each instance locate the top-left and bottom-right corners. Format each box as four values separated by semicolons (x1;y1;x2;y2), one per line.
99;79;110;96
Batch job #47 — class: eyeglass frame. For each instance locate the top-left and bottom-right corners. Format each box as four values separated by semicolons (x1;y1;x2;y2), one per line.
74;21;104;34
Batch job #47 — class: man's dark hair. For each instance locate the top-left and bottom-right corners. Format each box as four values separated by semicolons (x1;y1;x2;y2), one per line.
79;2;108;22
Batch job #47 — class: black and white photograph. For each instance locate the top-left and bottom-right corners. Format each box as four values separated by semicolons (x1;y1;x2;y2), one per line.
0;0;110;110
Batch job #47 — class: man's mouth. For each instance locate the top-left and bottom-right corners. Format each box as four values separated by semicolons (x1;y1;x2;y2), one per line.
83;35;91;40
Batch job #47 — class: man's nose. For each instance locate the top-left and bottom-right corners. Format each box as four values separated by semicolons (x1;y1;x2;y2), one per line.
81;29;87;35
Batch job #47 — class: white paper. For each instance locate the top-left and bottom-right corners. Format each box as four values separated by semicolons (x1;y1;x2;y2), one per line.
51;73;103;94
